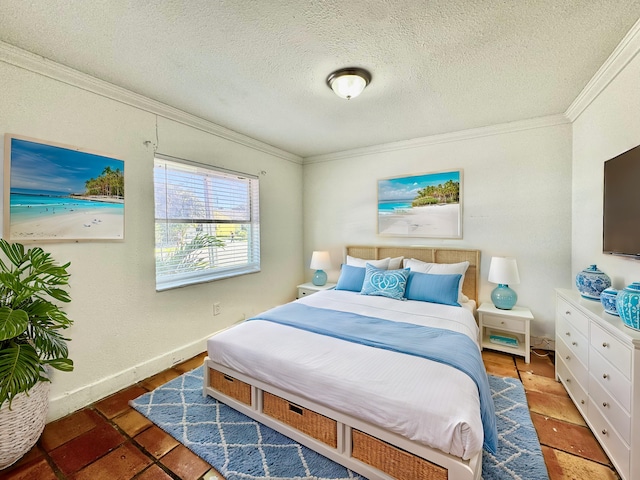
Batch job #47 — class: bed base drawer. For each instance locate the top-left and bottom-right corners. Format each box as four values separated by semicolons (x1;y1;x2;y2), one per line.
263;392;337;447
208;368;251;405
352;429;447;480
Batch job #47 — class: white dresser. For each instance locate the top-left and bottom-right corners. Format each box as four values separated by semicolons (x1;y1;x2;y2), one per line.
555;288;640;480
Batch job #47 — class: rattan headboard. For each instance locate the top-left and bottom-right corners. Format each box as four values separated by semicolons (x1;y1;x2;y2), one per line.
345;246;480;303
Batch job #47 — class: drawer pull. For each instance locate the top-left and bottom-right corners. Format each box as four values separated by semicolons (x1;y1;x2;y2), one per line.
602;373;609;379
500;321;505;325
603;402;609;407
288;403;304;415
571;341;577;346
565;311;571;315
565;332;570;336
565;378;570;383
565;355;570;360
223;375;234;383
602;342;609;348
580;399;585;405
602;429;608;435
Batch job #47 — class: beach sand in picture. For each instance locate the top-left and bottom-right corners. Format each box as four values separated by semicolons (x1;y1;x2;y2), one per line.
378;203;460;237
11;209;124;240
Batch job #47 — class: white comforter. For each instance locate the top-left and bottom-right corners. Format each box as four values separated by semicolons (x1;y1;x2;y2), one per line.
206;289;484;460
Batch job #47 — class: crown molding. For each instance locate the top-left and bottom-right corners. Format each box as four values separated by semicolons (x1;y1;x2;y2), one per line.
0;41;302;164
565;18;640;122
303;114;570;164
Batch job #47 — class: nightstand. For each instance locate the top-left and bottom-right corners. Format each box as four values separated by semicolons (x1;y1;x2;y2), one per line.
297;282;336;298
477;302;532;363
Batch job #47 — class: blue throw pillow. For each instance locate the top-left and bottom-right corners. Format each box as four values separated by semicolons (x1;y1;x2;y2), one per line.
404;271;462;306
335;264;366;292
360;264;410;300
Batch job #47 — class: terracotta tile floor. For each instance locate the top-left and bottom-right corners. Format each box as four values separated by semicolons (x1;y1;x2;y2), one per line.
0;350;621;480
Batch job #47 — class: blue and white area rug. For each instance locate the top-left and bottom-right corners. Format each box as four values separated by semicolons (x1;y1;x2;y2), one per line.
130;367;548;480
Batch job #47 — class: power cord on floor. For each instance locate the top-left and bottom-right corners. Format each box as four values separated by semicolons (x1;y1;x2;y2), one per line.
530;337;554;358
531;349;551;358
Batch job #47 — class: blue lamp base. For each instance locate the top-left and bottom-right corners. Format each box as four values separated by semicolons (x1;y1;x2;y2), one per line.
491;284;517;310
312;270;327;286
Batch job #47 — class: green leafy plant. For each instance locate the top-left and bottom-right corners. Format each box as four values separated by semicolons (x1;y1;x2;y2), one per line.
0;240;73;408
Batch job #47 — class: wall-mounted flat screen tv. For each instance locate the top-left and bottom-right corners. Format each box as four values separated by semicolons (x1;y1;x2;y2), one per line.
603;143;640;258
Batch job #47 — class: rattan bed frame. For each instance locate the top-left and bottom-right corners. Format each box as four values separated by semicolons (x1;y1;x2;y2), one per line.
203;246;482;480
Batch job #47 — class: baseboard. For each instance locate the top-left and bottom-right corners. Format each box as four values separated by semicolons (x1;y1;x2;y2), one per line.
47;335;212;422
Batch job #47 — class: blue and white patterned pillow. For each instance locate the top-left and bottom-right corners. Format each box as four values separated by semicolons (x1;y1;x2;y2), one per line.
360;263;410;300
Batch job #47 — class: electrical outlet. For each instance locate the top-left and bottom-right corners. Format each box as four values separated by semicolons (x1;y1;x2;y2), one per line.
213;302;221;316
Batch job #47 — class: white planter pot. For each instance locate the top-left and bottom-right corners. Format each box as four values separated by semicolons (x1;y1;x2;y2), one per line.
0;381;50;469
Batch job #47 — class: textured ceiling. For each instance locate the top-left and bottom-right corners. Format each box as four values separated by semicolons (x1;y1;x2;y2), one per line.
1;1;639;158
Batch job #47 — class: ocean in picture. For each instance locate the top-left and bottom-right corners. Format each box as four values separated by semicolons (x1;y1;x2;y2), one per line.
378;200;413;214
10;188;123;224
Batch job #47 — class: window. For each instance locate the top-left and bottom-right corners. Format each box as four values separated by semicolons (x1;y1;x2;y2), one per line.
154;155;260;291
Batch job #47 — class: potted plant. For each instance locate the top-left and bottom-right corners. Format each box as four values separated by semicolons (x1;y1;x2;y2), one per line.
0;240;73;469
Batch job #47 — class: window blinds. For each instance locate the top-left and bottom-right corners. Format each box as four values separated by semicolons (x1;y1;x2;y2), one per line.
154;156;260;291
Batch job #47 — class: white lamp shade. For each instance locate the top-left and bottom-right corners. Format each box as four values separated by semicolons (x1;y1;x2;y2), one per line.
488;257;520;285
310;251;331;270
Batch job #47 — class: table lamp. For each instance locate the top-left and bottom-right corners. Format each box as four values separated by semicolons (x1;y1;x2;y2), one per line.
488;256;520;310
310;251;331;286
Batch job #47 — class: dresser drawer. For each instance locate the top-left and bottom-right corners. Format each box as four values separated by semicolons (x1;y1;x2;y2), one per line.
589;348;631;412
481;313;526;333
557;297;589;332
589;397;630;480
556;313;589;366
590;323;631;380
556;357;588;416
556;337;589;388
589;374;631;444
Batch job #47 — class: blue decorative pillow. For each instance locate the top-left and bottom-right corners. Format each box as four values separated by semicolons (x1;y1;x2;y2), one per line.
335;264;367;292
360;264;410;300
404;271;462;306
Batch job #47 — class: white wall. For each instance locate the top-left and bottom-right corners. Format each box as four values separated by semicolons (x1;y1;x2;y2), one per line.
303;120;573;341
572;46;640;289
0;59;304;420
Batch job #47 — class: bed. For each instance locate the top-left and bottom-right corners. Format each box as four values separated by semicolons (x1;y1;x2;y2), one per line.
203;246;493;480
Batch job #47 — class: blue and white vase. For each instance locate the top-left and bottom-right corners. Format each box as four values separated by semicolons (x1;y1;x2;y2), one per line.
576;265;611;300
616;283;640;331
600;287;619;316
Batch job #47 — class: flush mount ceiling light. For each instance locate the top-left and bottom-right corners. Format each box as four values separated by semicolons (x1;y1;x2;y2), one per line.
326;67;371;100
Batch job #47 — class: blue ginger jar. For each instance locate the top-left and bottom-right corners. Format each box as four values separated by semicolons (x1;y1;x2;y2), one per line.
576;264;611;300
616;283;640;331
600;287;619;316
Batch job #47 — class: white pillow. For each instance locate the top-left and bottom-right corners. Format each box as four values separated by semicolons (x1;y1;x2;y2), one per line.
388;256;404;270
346;255;391;270
404;258;470;303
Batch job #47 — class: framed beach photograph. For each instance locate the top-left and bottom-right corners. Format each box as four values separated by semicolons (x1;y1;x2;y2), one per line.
378;169;462;238
3;135;124;242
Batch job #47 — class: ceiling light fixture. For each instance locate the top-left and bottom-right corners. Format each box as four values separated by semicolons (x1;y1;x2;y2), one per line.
326;67;371;100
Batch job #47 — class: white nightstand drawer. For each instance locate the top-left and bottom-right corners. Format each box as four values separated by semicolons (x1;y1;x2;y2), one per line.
556;337;588;388
298;287;317;297
590;322;631;380
557;297;589;332
590;373;631;444
296;283;336;299
557;313;589;366
589;348;631;412
481;314;526;333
